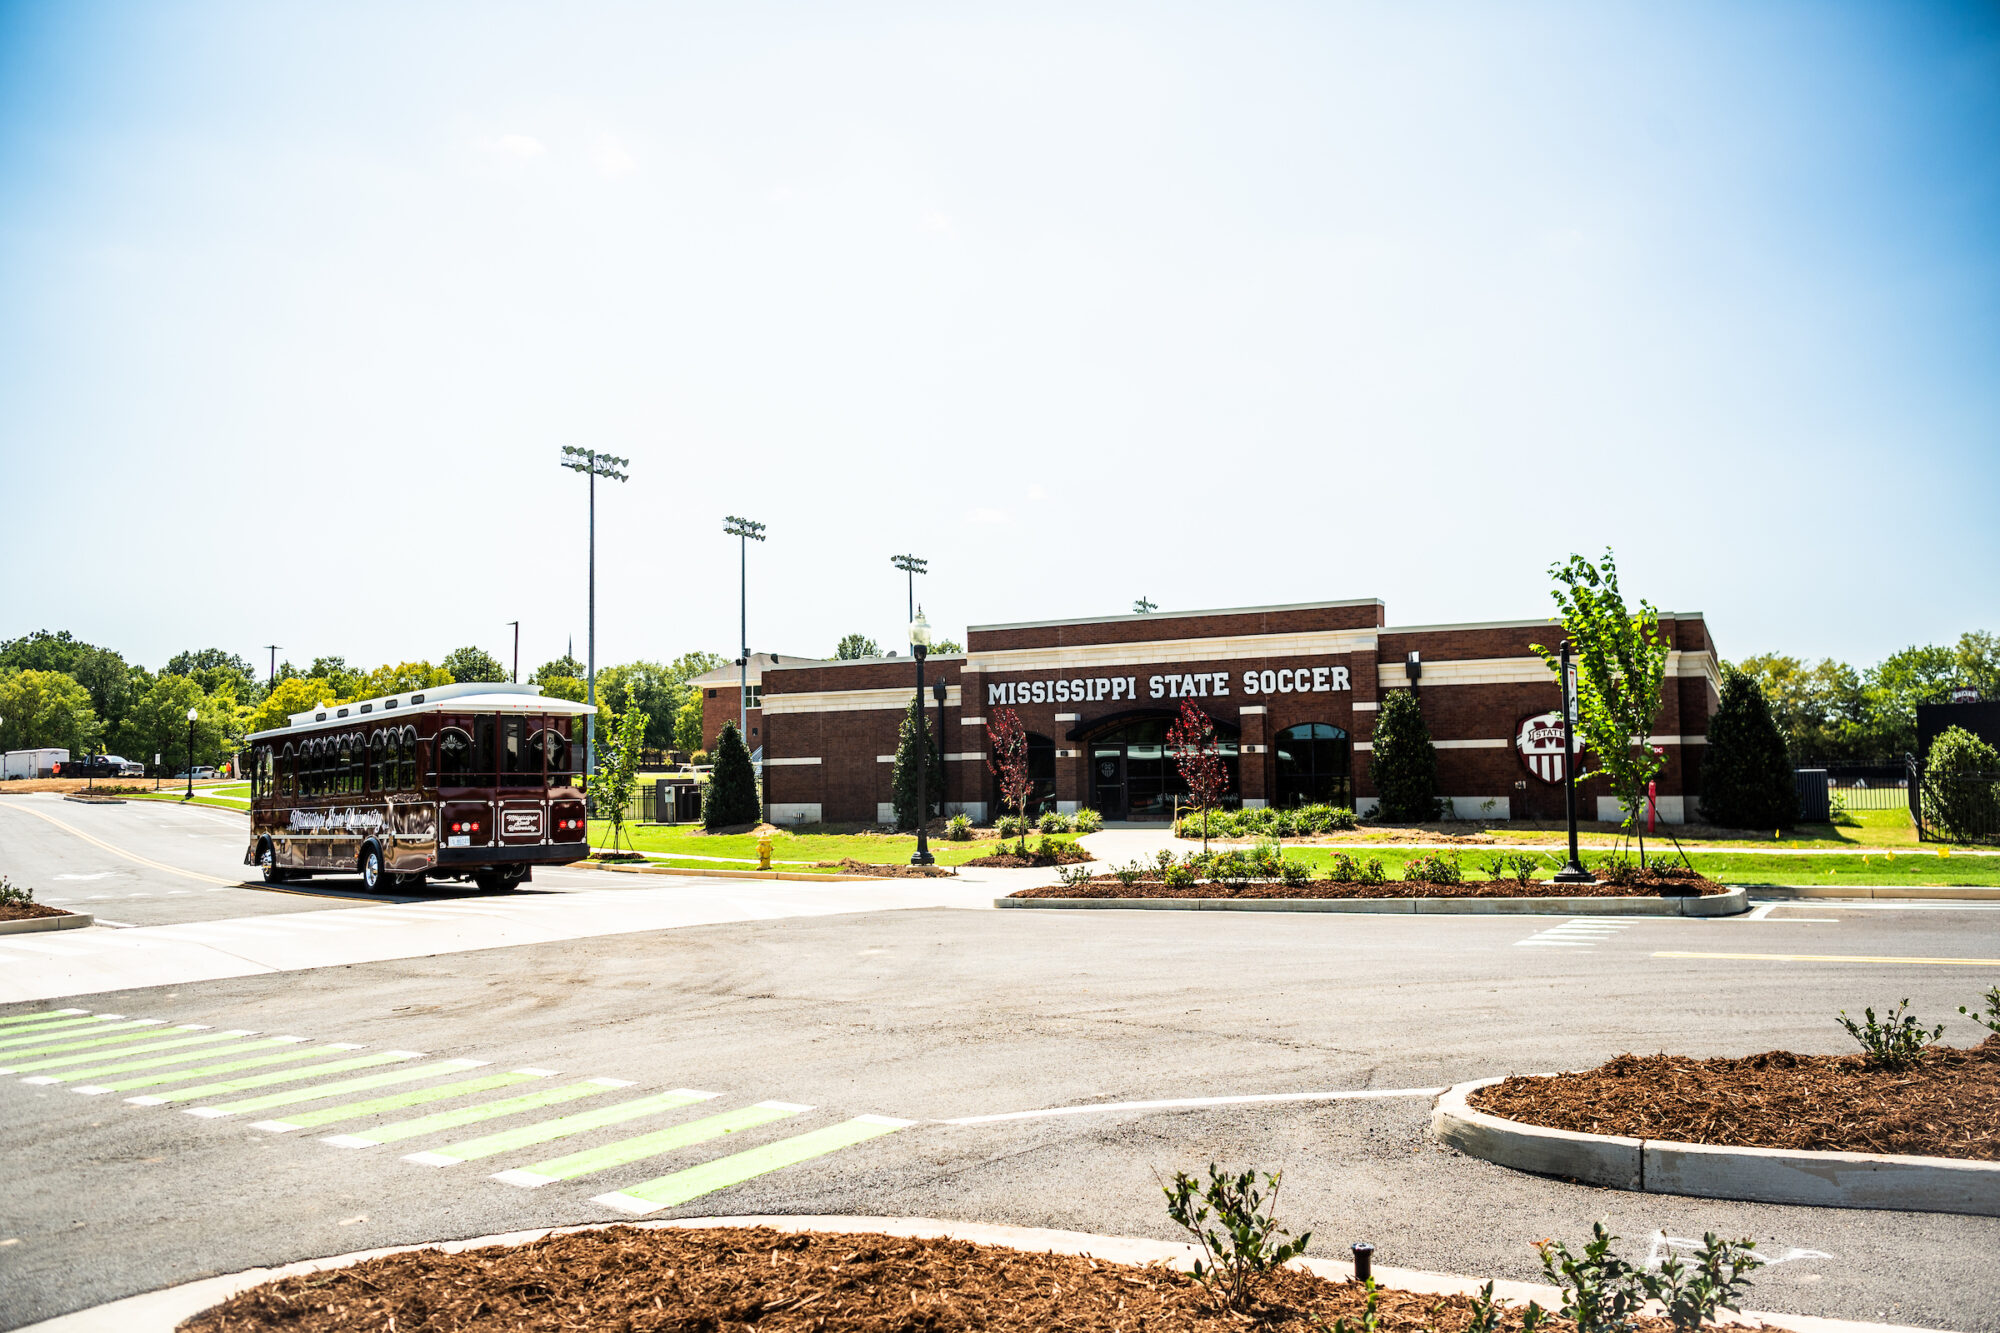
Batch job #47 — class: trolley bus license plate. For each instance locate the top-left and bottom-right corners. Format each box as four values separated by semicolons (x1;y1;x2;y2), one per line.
447;834;470;847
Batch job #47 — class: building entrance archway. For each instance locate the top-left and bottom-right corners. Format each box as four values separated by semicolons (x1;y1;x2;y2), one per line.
1083;716;1239;821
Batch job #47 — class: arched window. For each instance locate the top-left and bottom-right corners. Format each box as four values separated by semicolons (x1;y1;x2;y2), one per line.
529;725;571;789
342;734;360;794
305;740;320;796
280;743;294;798
367;731;386;793
1274;723;1352;808
437;727;476;786
399;726;418;791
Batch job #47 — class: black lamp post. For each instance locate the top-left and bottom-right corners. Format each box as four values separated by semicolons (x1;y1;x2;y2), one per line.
1552;639;1594;883
184;706;199;802
931;674;948;821
909;608;935;866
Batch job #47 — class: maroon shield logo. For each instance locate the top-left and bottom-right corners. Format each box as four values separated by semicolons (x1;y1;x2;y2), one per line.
1516;711;1568;784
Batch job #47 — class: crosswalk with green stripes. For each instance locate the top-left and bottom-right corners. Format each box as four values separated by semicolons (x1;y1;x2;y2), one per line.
0;1004;916;1218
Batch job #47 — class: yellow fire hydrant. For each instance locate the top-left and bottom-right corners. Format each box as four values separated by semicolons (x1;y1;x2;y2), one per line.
757;834;773;872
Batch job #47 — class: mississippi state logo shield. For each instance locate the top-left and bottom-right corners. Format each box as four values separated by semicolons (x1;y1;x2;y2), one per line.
1516;711;1569;784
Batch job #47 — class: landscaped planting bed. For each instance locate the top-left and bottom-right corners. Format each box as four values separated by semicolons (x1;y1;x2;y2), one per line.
1013;875;1725;900
177;1224;1642;1333
0;900;70;923
964;840;1096;868
1010;851;1726;900
1469;1038;2000;1161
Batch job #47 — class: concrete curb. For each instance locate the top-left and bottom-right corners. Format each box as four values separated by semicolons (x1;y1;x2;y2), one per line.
11;1213;1952;1333
1750;885;2000;900
997;886;1749;917
0;911;94;935
1433;1079;2000;1217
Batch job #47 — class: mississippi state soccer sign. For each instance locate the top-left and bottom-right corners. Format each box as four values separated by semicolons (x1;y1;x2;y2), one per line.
1516;711;1570;784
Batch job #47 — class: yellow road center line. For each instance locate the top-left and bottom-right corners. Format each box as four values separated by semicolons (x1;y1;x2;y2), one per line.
1655;951;2000;967
1;802;243;887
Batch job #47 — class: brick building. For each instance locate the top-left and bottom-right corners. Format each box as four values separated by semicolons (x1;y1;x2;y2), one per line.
690;653;827;758
761;598;1721;827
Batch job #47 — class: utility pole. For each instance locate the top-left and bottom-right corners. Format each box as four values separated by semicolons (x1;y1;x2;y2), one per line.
561;447;630;780
506;621;520;683
724;516;767;751
263;645;281;684
891;554;927;639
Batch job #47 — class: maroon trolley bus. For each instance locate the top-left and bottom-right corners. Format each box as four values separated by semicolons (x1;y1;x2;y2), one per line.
242;682;595;891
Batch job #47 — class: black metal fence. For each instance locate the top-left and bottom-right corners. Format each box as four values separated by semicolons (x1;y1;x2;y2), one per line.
1796;761;1910;812
1912;761;2000;846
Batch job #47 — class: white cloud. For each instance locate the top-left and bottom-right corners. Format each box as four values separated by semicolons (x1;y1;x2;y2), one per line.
479;133;547;159
590;138;637;178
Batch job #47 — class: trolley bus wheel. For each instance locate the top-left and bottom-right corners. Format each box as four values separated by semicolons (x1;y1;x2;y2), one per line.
258;842;286;885
474;865;526;892
359;844;385;892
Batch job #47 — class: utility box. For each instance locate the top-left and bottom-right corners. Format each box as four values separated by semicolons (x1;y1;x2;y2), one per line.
1794;769;1830;823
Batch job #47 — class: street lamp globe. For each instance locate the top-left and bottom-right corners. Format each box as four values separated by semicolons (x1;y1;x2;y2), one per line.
187;707;200;723
909;610;932;651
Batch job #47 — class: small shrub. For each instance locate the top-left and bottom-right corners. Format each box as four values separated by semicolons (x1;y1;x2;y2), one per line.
1154;848;1176;872
996;814;1029;838
1038;810;1071;834
1402;851;1464;885
1161;1164;1310;1312
1593;853;1639;886
1325;852;1386;884
1644;1233;1761;1332
1466;1281;1505;1333
1112;860;1145;887
1536;1224;1646;1333
1072;807;1103;834
1034;833;1064;861
689;750;710;766
1209;849;1253;886
1924;726;2000;843
1481;852;1541;886
1056;861;1095;888
1278;858;1314;888
945;813;973;841
1960;986;2000;1035
1331;1279;1380;1333
1249;838;1284;880
1163;861;1197;889
0;875;33;907
1838;998;1944;1069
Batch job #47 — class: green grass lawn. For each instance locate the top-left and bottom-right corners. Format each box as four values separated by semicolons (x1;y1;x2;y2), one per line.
596;856;848;875
587;822;1073;868
1212;845;2000;888
127;782;250;811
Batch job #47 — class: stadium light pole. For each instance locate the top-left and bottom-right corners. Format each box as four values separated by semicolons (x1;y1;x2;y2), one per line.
724;516;767;751
562;447;630;782
264;645;281;685
891;554;927;639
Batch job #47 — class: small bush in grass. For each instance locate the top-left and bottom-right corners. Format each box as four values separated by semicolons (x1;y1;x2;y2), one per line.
0;875;33;907
1325;852;1386;884
1838;998;1944;1069
1037;810;1071;834
996;813;1029;838
1161;1164;1310;1312
689;749;709;766
1402;851;1464;884
1249;838;1284;880
1960;986;2000;1035
1034;833;1065;861
945;813;972;841
1072;807;1103;834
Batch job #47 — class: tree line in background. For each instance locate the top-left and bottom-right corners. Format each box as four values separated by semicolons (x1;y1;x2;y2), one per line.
0;629;724;771
1733;633;1998;764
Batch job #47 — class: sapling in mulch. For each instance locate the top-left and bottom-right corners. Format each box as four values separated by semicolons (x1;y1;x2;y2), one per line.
1838;998;1945;1069
1330;1277;1381;1333
1960;987;2000;1036
1480;853;1541;887
1535;1224;1646;1333
1161;1163;1311;1312
1646;1233;1762;1332
0;875;34;908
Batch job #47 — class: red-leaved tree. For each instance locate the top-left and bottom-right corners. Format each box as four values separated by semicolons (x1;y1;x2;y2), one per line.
1167;699;1230;852
985;707;1034;855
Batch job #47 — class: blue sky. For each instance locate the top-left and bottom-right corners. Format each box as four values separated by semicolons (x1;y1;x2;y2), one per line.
1;1;1995;676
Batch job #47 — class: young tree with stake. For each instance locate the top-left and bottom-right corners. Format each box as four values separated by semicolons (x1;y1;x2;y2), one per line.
985;707;1034;855
1168;699;1230;852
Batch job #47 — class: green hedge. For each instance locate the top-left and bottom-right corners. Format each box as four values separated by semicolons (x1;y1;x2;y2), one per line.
1171;804;1357;839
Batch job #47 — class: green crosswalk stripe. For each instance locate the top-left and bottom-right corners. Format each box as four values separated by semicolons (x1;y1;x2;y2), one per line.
330;1079;618;1148
592;1116;911;1215
67;1032;314;1088
195;1059;485;1117
0;1019;165;1055
126;1051;420;1103
259;1070;546;1132
8;1030;255;1076
86;1043;342;1092
403;1087;715;1165
0;1008;89;1028
494;1101;804;1187
0;1013;122;1043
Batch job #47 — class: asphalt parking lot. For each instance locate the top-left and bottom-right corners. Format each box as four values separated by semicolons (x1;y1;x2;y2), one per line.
2;796;1997;1331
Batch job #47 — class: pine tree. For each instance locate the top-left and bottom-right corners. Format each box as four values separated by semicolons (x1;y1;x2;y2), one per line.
889;692;944;831
1370;688;1443;822
703;720;761;829
1698;669;1797;829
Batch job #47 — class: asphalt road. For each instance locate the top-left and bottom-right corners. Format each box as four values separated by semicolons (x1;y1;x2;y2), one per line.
2;796;1997;1331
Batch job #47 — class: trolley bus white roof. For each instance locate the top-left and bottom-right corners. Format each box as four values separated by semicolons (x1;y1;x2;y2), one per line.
244;682;596;743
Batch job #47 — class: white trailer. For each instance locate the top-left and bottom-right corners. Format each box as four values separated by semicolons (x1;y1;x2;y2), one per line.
2;748;69;779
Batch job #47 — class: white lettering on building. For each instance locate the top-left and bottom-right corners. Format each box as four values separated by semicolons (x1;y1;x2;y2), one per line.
1241;665;1349;696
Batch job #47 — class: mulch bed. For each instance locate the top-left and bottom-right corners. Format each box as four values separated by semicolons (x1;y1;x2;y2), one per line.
817;859;958;878
0;902;70;922
180;1224;1627;1333
1009;875;1725;900
1470;1037;2000;1160
964;843;1096;869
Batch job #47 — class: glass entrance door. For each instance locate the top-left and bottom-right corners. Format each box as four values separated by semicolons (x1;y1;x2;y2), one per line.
1092;746;1126;819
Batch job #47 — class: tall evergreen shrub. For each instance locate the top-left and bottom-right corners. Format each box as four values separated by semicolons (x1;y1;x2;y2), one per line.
889;692;944;831
703;721;761;829
1370;688;1443;822
1698;669;1797;829
1923;726;2000;843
